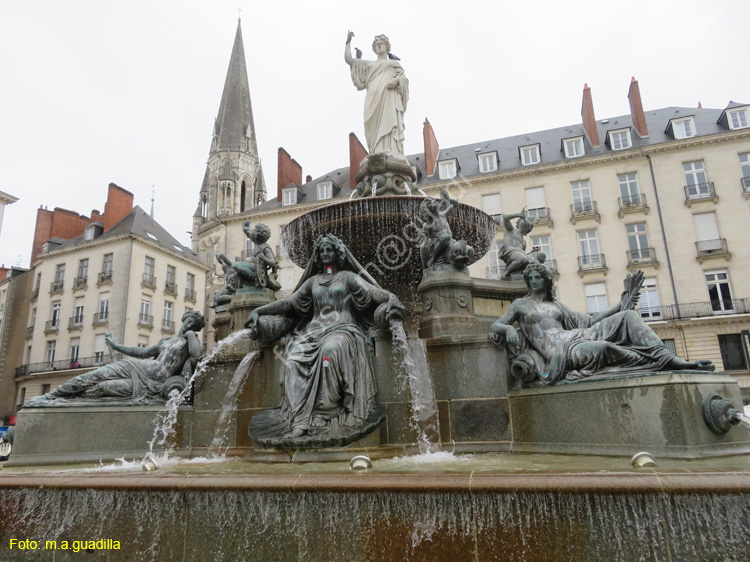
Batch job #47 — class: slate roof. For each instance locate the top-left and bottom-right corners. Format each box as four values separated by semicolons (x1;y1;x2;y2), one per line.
47;206;203;265
251;103;747;213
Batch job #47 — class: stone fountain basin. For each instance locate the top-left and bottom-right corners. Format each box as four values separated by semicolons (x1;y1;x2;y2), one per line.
281;196;497;295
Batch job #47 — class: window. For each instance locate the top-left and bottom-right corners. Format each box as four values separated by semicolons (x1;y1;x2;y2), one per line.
166;265;176;285
728;108;749;130
478;153;498;173
219;182;234;212
693;212;721;253
530;235;552;261
140;299;151;318
164;301;173;323
585;283;608;314
26;346;32;365
618;173;641;205
740;153;750;186
563;137;584;158
69;338;80;363
486;240;507;279
718;334;748;370
639;278;662;319
705;270;733;312
282;188;297;206
520;144;540;166
30;308;36;328
42;384;51;394
98;296;109;319
51;303;61;327
438;160;457;179
482;194;502;221
78;259;88;279
671;117;695;139
186;273;195;292
55;264;65;283
317;181;333;200
95;334;106;363
525;187;547;219
102;253;113;273
138;335;149;348
578;230;601;267
626;223;651;260
36;272;41;290
683;160;710;197
571;180;593;213
144;257;155;277
45;341;56;365
84;225;95;241
74;303;84;323
608;129;631;150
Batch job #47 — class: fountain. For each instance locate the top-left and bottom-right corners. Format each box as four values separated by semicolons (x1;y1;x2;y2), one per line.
2;30;750;561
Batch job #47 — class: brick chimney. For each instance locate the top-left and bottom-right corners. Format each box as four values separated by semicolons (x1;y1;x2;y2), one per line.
100;183;134;231
348;133;368;190
277;148;303;202
30;206;92;263
628;77;649;138
423;118;439;176
581;84;600;147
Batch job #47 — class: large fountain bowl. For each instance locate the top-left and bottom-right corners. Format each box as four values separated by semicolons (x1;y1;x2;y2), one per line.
281;196;497;295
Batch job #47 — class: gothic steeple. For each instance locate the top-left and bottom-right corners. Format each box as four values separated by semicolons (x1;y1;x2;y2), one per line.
194;19;265;229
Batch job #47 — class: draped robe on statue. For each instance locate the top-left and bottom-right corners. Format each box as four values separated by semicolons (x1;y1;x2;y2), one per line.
349;58;409;155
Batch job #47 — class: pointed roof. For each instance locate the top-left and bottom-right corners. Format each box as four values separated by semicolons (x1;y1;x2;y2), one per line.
214;20;257;153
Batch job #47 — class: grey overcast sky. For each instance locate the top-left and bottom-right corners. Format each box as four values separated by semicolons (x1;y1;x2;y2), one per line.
1;0;748;269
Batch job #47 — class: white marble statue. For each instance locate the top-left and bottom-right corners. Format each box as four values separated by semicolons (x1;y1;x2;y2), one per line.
345;31;409;155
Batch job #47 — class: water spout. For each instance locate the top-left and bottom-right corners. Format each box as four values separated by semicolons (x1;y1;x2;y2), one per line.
733;411;750;430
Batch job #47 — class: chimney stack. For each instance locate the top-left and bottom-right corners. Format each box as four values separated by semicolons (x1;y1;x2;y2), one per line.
423;118;439;176
581;84;600;147
628;77;649;138
277;148;303;202
305;175;312;184
348;133;368;190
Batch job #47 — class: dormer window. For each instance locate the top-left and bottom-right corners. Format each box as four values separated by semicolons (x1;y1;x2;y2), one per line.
562;137;585;158
282;187;297;206
477;152;498;173
519;144;541;166
317;181;333;200
667;117;696;139
438;159;458;180
607;128;632;150
84;225;95;241
728;108;749;130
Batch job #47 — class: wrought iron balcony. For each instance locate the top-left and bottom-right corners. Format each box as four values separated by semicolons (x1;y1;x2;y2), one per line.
527;207;552;225
73;276;88;289
696;238;730;260
164;281;178;296
570;201;600;223
627;248;658;266
44;320;59;333
684;182;716;202
98;271;113;284
185;288;197;302
31;287;39;300
138;313;154;327
92;311;109;326
617;194;649;217
49;281;64;294
643;298;750;322
578;254;606;272
142;274;157;289
68;316;84;330
15;353;124;377
162;319;176;333
25;326;34;339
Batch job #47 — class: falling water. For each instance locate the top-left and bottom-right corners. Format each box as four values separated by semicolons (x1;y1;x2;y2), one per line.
208;350;260;457
733;411;750;430
145;330;248;462
390;319;441;454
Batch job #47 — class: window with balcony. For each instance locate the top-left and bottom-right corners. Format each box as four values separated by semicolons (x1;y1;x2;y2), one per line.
608;129;631;150
70;303;84;329
140;299;152;325
570;180;597;219
78;258;88;278
638;278;662;319
186;273;196;301
438;159;458;179
585;283;607;314
563;137;584;158
95;334;106;363
525;187;549;223
317;181;333;200
718;334;748;370
519;144;540;166
683;160;714;200
740;153;750;193
482;194;502;223
693;212;727;258
69;337;80;364
50;302;61;329
626;223;654;264
478;153;498;173
143;256;156;287
46;340;56;365
163;301;174;332
97;297;109;323
530;235;552;260
50;264;65;293
578;229;604;270
705;270;733;313
727;108;749;130
165;265;177;294
485;240;507;279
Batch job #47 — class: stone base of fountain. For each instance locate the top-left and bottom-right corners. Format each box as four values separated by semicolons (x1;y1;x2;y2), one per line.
417;266;479;338
509;371;750;458
214;289;276;342
5;405;192;466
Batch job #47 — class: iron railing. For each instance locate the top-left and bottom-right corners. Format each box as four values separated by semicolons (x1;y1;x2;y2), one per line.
570;200;598;219
25;326;34;339
527;207;551;224
44;320;59;333
142;274;157;288
162;319;175;333
31;287;39;300
164;281;178;296
73;276;88;289
98;271;113;284
185;288;197;301
742;177;750;193
627;248;657;265
138;313;154;327
643;299;750;322
92;311;109;326
68;316;84;329
696;238;729;256
578;254;606;271
618;193;648;211
15;353;124;377
49;281;64;294
684;182;716;201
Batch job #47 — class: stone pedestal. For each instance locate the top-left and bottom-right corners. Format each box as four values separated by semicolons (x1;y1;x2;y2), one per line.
418;266;478;339
228;289;276;333
353;151;417;197
509;371;750;458
212;308;232;342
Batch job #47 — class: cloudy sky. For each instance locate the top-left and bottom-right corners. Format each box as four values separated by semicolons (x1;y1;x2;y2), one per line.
1;0;747;269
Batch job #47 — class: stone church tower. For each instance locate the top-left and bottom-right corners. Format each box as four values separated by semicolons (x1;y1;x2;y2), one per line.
192;19;266;263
